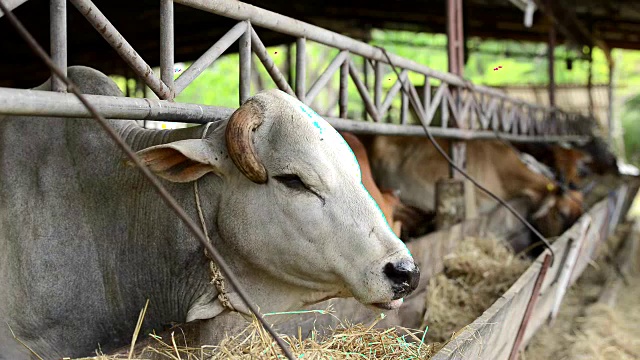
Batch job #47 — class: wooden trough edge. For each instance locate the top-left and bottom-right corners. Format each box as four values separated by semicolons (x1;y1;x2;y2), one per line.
430;181;640;360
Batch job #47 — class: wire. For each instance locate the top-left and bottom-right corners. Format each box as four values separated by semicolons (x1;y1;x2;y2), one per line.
0;2;295;359
376;46;556;265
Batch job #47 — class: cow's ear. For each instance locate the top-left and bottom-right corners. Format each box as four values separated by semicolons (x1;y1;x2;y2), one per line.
131;139;220;183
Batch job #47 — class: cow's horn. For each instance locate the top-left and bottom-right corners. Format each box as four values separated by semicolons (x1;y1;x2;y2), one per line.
225;100;268;184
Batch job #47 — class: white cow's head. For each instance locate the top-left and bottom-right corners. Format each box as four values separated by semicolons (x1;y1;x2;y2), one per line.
136;90;419;317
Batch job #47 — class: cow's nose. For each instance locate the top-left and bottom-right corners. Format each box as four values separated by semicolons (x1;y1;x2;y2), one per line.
383;260;420;299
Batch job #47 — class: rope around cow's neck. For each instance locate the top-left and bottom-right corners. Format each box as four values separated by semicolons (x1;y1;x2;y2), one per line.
194;122;235;312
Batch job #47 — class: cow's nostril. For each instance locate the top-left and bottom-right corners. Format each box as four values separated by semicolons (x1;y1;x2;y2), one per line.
383;260;420;298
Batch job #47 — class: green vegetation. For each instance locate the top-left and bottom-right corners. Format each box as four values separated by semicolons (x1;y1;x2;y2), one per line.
111;29;640;164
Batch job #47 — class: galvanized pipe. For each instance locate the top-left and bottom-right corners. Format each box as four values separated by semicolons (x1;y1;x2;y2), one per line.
306;50;348;105
239;21;251;105
347;59;380;122
0;87;590;144
374;61;382;110
0;87;233;123
400;83;408;125
160;0;174;97
150;0;592;134
423;75;431;113
69;0;171;100
339;56;349;118
326;117;588;143
50;0;66;92
174;0;514;99
295;37;306;101
250;28;295;96
174;21;247;95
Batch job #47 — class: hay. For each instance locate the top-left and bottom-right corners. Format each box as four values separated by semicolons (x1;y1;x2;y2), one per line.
422;236;532;343
69;312;441;360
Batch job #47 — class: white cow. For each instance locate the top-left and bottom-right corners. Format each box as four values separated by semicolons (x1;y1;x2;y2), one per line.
0;66;419;359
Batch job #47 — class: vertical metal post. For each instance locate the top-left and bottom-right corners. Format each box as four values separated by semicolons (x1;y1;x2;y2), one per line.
124;72;131;97
160;0;174;99
455;0;464;75
286;42;294;85
424;75;431;113
363;58;370;120
607;61;615;145
296;37;306;102
400;82;408;124
374;61;383;114
440;0;470;226
50;0;67;92
587;47;594;118
339;56;349;118
447;0;458;75
548;14;556;108
239;21;252;105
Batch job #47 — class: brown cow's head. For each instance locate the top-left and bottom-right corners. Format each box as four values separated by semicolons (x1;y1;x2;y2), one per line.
528;185;584;238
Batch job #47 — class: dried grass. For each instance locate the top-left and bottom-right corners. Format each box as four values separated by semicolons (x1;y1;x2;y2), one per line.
421;236;532;343
523;222;640;360
69;312;442;360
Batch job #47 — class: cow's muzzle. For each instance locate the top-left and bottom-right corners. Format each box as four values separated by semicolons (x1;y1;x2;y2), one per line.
383;260;420;299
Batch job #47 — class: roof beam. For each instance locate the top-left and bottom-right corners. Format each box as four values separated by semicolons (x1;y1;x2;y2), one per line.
534;0;613;66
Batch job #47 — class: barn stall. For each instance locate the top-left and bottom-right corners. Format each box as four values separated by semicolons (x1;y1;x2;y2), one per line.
1;0;639;359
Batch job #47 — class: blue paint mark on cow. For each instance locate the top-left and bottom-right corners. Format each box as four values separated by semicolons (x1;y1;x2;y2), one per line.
279;92;411;254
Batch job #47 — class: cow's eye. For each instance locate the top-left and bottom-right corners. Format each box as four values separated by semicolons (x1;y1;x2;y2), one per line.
273;174;308;191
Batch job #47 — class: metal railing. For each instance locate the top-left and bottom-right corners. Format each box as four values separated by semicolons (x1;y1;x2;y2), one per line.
0;0;596;143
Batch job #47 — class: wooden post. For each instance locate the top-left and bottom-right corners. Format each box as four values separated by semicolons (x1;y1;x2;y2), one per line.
435;179;465;229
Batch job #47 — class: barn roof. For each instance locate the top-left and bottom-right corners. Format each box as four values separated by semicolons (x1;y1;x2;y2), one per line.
1;0;639;88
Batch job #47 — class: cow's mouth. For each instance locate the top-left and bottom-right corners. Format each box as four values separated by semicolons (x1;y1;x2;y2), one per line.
371;298;404;310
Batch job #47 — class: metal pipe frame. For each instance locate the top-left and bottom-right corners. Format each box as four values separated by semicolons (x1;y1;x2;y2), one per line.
305;50;348;106
160;0;174;97
0;87;590;144
69;0;171;100
295;37;306;101
250;28;295;96
347;59;380;122
11;0;597;142
239;21;251;105
174;21;246;96
339;56;349;118
50;0;66;92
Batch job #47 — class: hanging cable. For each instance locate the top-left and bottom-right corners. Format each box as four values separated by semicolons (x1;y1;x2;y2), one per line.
376;46;556;265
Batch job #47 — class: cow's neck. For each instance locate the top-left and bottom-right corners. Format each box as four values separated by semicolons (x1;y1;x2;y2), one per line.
89;121;230;343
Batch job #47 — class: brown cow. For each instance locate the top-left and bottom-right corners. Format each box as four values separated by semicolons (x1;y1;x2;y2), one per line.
340;131;431;239
513;142;591;187
363;135;585;238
